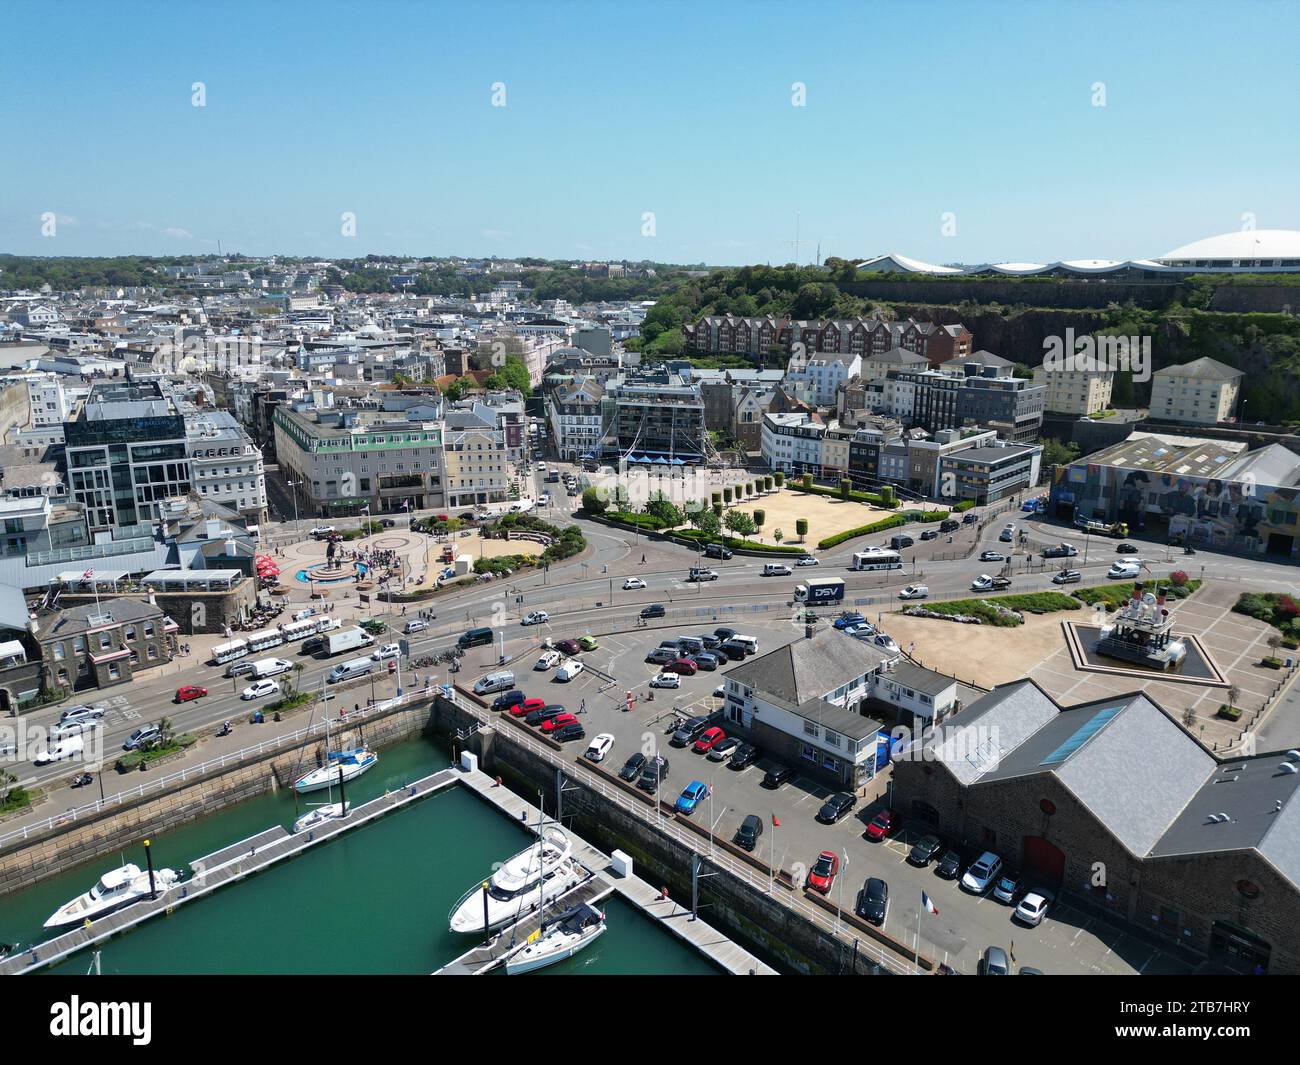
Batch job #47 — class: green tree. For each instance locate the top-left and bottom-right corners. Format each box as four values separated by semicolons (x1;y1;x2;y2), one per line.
796;517;809;542
774;472;785;488
580;486;607;514
723;487;733;504
801;473;813;490
1040;437;1081;468
692;507;722;539
840;478;852;500
774;528;784;544
724;509;755;537
646;495;683;528
752;508;765;539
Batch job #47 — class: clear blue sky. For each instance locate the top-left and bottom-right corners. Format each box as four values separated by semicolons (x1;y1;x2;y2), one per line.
3;0;1297;266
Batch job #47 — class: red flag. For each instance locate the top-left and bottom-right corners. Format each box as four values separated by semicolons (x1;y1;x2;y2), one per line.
772;813;781;827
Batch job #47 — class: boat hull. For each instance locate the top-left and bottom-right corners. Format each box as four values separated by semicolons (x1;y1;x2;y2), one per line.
294;752;377;794
506;921;606;974
44;869;180;929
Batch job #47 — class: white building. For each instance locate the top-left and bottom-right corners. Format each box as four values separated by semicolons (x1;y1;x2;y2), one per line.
760;411;825;473
1148;357;1243;425
1032;364;1115;415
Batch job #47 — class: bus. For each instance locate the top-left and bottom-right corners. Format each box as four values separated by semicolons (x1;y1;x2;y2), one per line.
245;627;286;653
850;548;903;571
210;639;249;665
278;619;318;643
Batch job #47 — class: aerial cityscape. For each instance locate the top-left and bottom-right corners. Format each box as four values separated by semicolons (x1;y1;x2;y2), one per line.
1;1;1297;1019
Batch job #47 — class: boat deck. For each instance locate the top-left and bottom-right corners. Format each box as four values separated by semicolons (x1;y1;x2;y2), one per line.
3;765;460;975
440;769;777;975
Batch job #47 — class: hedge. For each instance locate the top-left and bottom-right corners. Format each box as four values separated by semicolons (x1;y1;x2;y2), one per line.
672;529;805;554
817;509;950;550
921;592;1081;627
1073;579;1202;609
952;499;977;512
791;481;893;508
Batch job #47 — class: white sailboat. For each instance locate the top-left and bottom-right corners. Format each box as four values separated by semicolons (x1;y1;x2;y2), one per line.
448;827;579;933
45;864;180;929
292;801;351;834
505;902;606;975
294;702;378;794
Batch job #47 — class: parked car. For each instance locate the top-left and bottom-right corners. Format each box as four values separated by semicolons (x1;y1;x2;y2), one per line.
864;809;897;841
675;780;709;815
696;633;721;649
979;946;1011;976
817;792;857;824
692;726;726;753
729;743;762;770
524;704;566;727
637;755;669;792
175;685;209;703
719;640;750;660
651;672;681;689
713;627;737;642
122;724;162;751
872;633;900;655
834;613;867;630
226;660;256;679
553;722;586;743
671;715;718;747
919;528;939;541
536;649;562;671
692;652;719;671
623;577;647;590
509;697;546;718
856;877;889;925
734;814;764;851
992;870;1022;905
936;848;964;879
898;584;929;600
979;550;1006;563
241;679;280;701
640;604;666;619
645;647;676;665
577;635;599;651
1014;890;1054;927
908;834;944;867
707;736;740;762
618;752;647;782
584;733;615;762
1051;569;1083;584
371;642;401;660
961;852;1004;893
540;712;579;733
521;610;550;626
555;639;581;655
491;689;526;712
761;764;793;789
554;660;585;682
807;850;839;894
667;658;698;676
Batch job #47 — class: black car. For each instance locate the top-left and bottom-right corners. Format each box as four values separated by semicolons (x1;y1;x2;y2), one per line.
920;529;939;541
492;689;526;712
524;704;567;726
761;764;793;789
640;604;666;619
704;544;733;560
729;743;762;770
708;646;730;664
380;518;396;528
962;512;979;525
935;848;964;879
939;518;960;533
553;722;586;743
856;877;889;925
1116;542;1139;554
637;756;669;792
908;834;944;867
301;636;325;656
817;792;857;824
645;647;676;665
618;752;647;782
734;814;763;851
670;713;721;748
720;640;750;660
714;627;737;642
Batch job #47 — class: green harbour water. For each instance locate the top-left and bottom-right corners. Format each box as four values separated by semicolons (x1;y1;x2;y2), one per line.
0;737;717;975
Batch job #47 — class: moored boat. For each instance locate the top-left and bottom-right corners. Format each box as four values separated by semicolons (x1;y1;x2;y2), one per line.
505;902;606;974
45;864;180;929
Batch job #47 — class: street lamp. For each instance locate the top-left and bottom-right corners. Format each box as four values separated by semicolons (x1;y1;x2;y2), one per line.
286;479;302;536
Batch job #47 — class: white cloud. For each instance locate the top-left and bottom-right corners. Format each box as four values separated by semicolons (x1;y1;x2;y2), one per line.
163;227;194;239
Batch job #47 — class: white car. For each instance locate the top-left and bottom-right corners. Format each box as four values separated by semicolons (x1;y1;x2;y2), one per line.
712;684;726;699
1108;561;1141;579
873;633;900;655
584;733;615;762
534;649;562;671
371;643;401;661
622;577;647;590
795;556;819;566
310;525;336;538
555;660;585;682
241;679;280;701
971;574;994;591
1014;890;1054;927
979;550;1006;563
898;584;929;600
961;852;1003;893
650;672;681;689
521;610;550;626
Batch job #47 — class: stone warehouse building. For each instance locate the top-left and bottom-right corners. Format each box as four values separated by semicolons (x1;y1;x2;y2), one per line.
893;679;1300;974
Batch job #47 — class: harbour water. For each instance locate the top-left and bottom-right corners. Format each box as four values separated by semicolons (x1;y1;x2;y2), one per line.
0;736;717;975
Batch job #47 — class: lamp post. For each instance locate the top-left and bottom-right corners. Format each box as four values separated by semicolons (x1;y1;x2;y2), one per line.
287;478;302;536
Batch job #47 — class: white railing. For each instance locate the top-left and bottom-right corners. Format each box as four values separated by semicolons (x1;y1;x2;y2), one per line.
0;686;442;851
448;689;914;975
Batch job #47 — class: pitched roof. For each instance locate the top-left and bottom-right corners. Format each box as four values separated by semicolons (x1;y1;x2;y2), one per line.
1153;356;1243;381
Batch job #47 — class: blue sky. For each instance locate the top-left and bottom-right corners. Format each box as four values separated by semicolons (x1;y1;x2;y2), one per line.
3;0;1297;265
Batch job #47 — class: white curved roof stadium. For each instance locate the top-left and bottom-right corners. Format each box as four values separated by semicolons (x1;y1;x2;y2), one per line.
856;229;1300;277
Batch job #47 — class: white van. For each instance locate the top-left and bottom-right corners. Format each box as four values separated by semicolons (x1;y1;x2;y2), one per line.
328;657;375;684
250;657;292;679
762;563;792;576
731;635;759;655
34;733;86;766
473;670;516;696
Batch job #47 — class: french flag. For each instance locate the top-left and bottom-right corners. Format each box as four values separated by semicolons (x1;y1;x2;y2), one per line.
921;891;939;916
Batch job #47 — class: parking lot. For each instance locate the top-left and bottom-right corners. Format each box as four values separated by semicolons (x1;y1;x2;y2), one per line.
459;614;1191;975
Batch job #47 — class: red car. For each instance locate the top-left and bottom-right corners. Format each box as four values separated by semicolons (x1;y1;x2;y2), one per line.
667;658;698;676
175;685;208;703
807;850;839;894
865;809;897;842
540;712;578;733
555;639;581;656
510;697;546;718
693;726;726;753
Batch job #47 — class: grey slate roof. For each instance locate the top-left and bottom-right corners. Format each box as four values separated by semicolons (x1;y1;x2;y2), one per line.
724;629;891;709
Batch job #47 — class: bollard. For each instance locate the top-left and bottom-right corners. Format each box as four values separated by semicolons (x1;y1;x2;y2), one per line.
495;775;502;788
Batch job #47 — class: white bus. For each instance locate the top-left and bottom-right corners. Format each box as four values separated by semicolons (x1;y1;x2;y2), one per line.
211;639;249;665
279;619;317;643
850;547;903;571
245;627;286;653
314;616;342;634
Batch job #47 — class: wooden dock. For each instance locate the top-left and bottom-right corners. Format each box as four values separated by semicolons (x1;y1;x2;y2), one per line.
4;766;460;975
450;768;777;975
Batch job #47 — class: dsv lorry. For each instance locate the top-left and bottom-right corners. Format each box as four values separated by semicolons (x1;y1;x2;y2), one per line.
794;577;846;604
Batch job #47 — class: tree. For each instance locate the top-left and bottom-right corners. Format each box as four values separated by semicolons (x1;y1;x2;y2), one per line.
1040;437;1081;468
646;495;683;528
580;486;607;514
724;509;755;537
840;478;852;500
712;502;723;518
796;518;809;542
752;509;766;539
723;487;733;504
692;507;722;539
774;472;785;488
801;473;813;490
774;528;784;544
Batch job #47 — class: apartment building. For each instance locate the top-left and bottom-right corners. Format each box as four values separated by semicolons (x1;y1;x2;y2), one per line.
24;373;69;428
186;411;268;528
1032;364;1116;415
760;410;825;474
607;368;706;462
547;378;605;462
1148;357;1243;425
685;314;970;367
954;366;1046;443
443;403;511;510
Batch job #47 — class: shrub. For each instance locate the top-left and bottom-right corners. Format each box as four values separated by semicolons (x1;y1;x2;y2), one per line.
774;472;785;487
953;499;976;512
796;518;809;540
723;487;733;504
801;473;813;490
580;486;607;514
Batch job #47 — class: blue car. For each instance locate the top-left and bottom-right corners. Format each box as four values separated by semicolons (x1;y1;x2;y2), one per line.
675;780;709;816
834;614;867;631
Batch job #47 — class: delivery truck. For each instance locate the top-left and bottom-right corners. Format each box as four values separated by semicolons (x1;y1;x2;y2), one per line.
324;627;376;657
794;577;846;604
